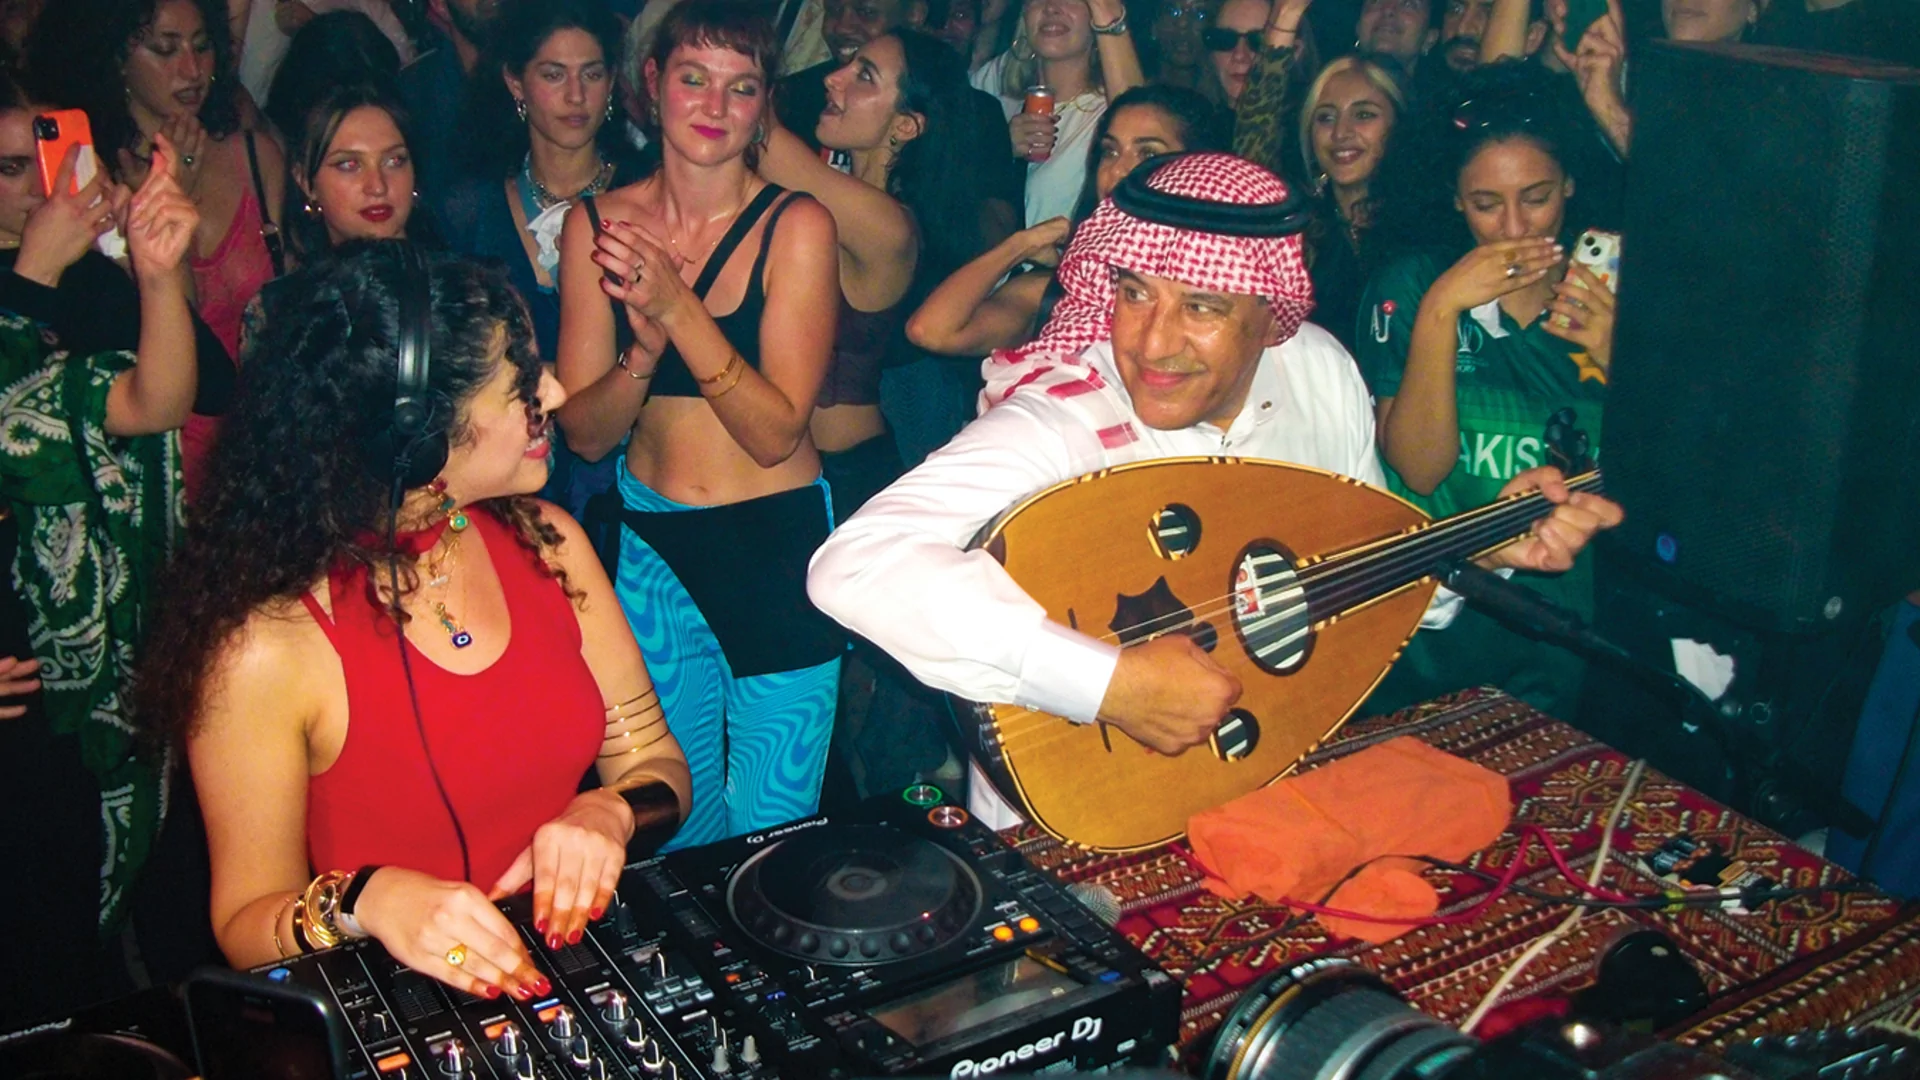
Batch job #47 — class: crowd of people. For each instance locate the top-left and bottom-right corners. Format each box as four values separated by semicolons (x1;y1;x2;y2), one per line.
0;0;1909;1026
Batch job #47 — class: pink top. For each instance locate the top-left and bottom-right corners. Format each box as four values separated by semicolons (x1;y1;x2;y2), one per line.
183;138;276;500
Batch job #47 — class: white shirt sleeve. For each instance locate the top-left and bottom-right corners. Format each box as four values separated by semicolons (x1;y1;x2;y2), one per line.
808;397;1120;723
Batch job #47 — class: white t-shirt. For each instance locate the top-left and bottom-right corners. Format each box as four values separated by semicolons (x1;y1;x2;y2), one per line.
808;325;1464;827
971;52;1108;228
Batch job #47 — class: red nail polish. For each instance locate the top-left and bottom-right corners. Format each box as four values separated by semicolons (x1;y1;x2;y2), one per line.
567;929;583;945
534;976;553;995
535;917;547;933
599;219;610;228
484;985;502;1000
589;906;605;921
511;983;533;1000
548;934;561;950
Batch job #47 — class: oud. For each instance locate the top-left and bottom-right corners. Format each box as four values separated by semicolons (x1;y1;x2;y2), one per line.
959;458;1604;851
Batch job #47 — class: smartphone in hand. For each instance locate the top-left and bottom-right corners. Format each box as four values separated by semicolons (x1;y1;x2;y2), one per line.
1561;0;1608;51
33;109;95;198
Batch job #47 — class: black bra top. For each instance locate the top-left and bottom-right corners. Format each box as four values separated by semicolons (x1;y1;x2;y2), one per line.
586;184;796;398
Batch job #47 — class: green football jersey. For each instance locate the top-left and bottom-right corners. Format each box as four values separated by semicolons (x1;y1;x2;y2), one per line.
1353;251;1610;720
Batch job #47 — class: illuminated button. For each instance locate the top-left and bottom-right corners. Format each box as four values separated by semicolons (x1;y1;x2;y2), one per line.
375;1051;413;1073
901;784;943;807
991;926;1015;942
1017;917;1041;934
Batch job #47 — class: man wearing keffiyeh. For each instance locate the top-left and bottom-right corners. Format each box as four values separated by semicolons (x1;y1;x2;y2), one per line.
808;152;1619;829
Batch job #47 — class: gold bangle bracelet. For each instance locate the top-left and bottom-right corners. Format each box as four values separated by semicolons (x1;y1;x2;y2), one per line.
696;353;743;386
704;360;746;399
600;727;674;759
271;894;299;960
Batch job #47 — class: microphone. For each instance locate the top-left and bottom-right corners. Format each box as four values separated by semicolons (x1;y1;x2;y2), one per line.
1437;560;1629;661
1065;881;1123;926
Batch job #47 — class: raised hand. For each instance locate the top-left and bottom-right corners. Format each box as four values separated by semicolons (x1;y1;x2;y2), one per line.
159;112;209;192
1016;216;1071;267
13;145;120;287
124;133;202;282
593;218;692;326
1551;0;1631;154
1428;238;1563;317
1542;262;1616;373
1009;110;1058;163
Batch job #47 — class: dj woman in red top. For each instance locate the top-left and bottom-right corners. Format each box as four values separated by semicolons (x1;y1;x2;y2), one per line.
136;243;691;998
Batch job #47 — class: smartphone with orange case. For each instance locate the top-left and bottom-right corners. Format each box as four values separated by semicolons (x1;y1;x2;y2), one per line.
33;109;96;198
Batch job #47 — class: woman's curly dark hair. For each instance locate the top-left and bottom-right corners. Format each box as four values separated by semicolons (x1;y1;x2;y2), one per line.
135;242;572;744
1361;59;1591;271
23;0;239;170
462;0;628;178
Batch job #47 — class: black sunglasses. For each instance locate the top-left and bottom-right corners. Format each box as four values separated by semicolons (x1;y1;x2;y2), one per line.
1202;27;1262;51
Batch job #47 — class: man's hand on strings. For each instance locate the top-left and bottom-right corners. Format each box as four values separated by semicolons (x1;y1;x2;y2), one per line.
1097;633;1242;754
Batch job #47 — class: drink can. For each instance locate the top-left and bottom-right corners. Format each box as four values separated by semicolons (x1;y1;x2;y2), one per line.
1022;85;1054;162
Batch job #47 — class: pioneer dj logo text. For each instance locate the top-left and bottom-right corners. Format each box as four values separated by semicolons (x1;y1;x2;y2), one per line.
948;1017;1104;1078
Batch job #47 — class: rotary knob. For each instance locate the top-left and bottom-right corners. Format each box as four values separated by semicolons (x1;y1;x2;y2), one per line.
603;991;631;1024
569;1035;594;1068
623;1017;647;1050
711;1030;732;1075
740;1035;761;1066
640;1036;668;1074
439;1040;473;1077
550;1005;578;1041
493;1022;525;1059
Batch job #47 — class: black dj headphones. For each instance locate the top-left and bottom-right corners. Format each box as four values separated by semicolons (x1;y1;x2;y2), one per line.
373;242;448;496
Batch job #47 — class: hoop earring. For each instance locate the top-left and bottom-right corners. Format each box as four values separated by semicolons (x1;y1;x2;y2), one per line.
304;198;323;219
754;120;768;145
648;98;660;125
514;97;528;122
606;98;617;121
1012;38;1036;62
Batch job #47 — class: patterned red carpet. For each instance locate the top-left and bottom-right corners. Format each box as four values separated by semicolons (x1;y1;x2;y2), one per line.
1001;688;1920;1056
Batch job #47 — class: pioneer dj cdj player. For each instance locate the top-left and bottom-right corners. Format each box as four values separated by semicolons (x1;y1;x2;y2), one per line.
192;786;1179;1078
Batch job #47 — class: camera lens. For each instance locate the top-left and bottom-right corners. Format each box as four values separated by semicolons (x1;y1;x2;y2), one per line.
1204;959;1475;1080
32;116;58;141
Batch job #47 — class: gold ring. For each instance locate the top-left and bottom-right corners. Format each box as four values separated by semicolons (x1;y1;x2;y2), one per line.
1504;262;1522;279
445;943;469;967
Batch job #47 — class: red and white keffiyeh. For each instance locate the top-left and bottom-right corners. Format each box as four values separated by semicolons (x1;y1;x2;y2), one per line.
981;153;1316;421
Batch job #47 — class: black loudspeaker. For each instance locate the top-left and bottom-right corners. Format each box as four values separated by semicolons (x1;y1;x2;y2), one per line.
1604;42;1920;633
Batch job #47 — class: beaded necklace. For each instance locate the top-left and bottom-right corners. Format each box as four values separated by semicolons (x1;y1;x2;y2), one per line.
519;153;616;213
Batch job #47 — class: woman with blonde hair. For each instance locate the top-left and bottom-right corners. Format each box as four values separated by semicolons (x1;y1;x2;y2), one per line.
969;0;1145;225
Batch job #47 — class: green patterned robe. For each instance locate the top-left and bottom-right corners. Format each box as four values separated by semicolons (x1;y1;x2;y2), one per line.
0;311;180;931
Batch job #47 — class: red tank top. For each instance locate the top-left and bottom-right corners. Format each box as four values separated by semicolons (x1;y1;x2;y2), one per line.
301;510;603;886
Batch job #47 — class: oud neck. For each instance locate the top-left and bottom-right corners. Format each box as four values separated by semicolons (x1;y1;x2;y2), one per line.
1300;471;1605;620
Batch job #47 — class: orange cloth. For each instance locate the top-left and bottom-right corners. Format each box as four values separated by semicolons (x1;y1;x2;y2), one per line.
1188;736;1511;943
